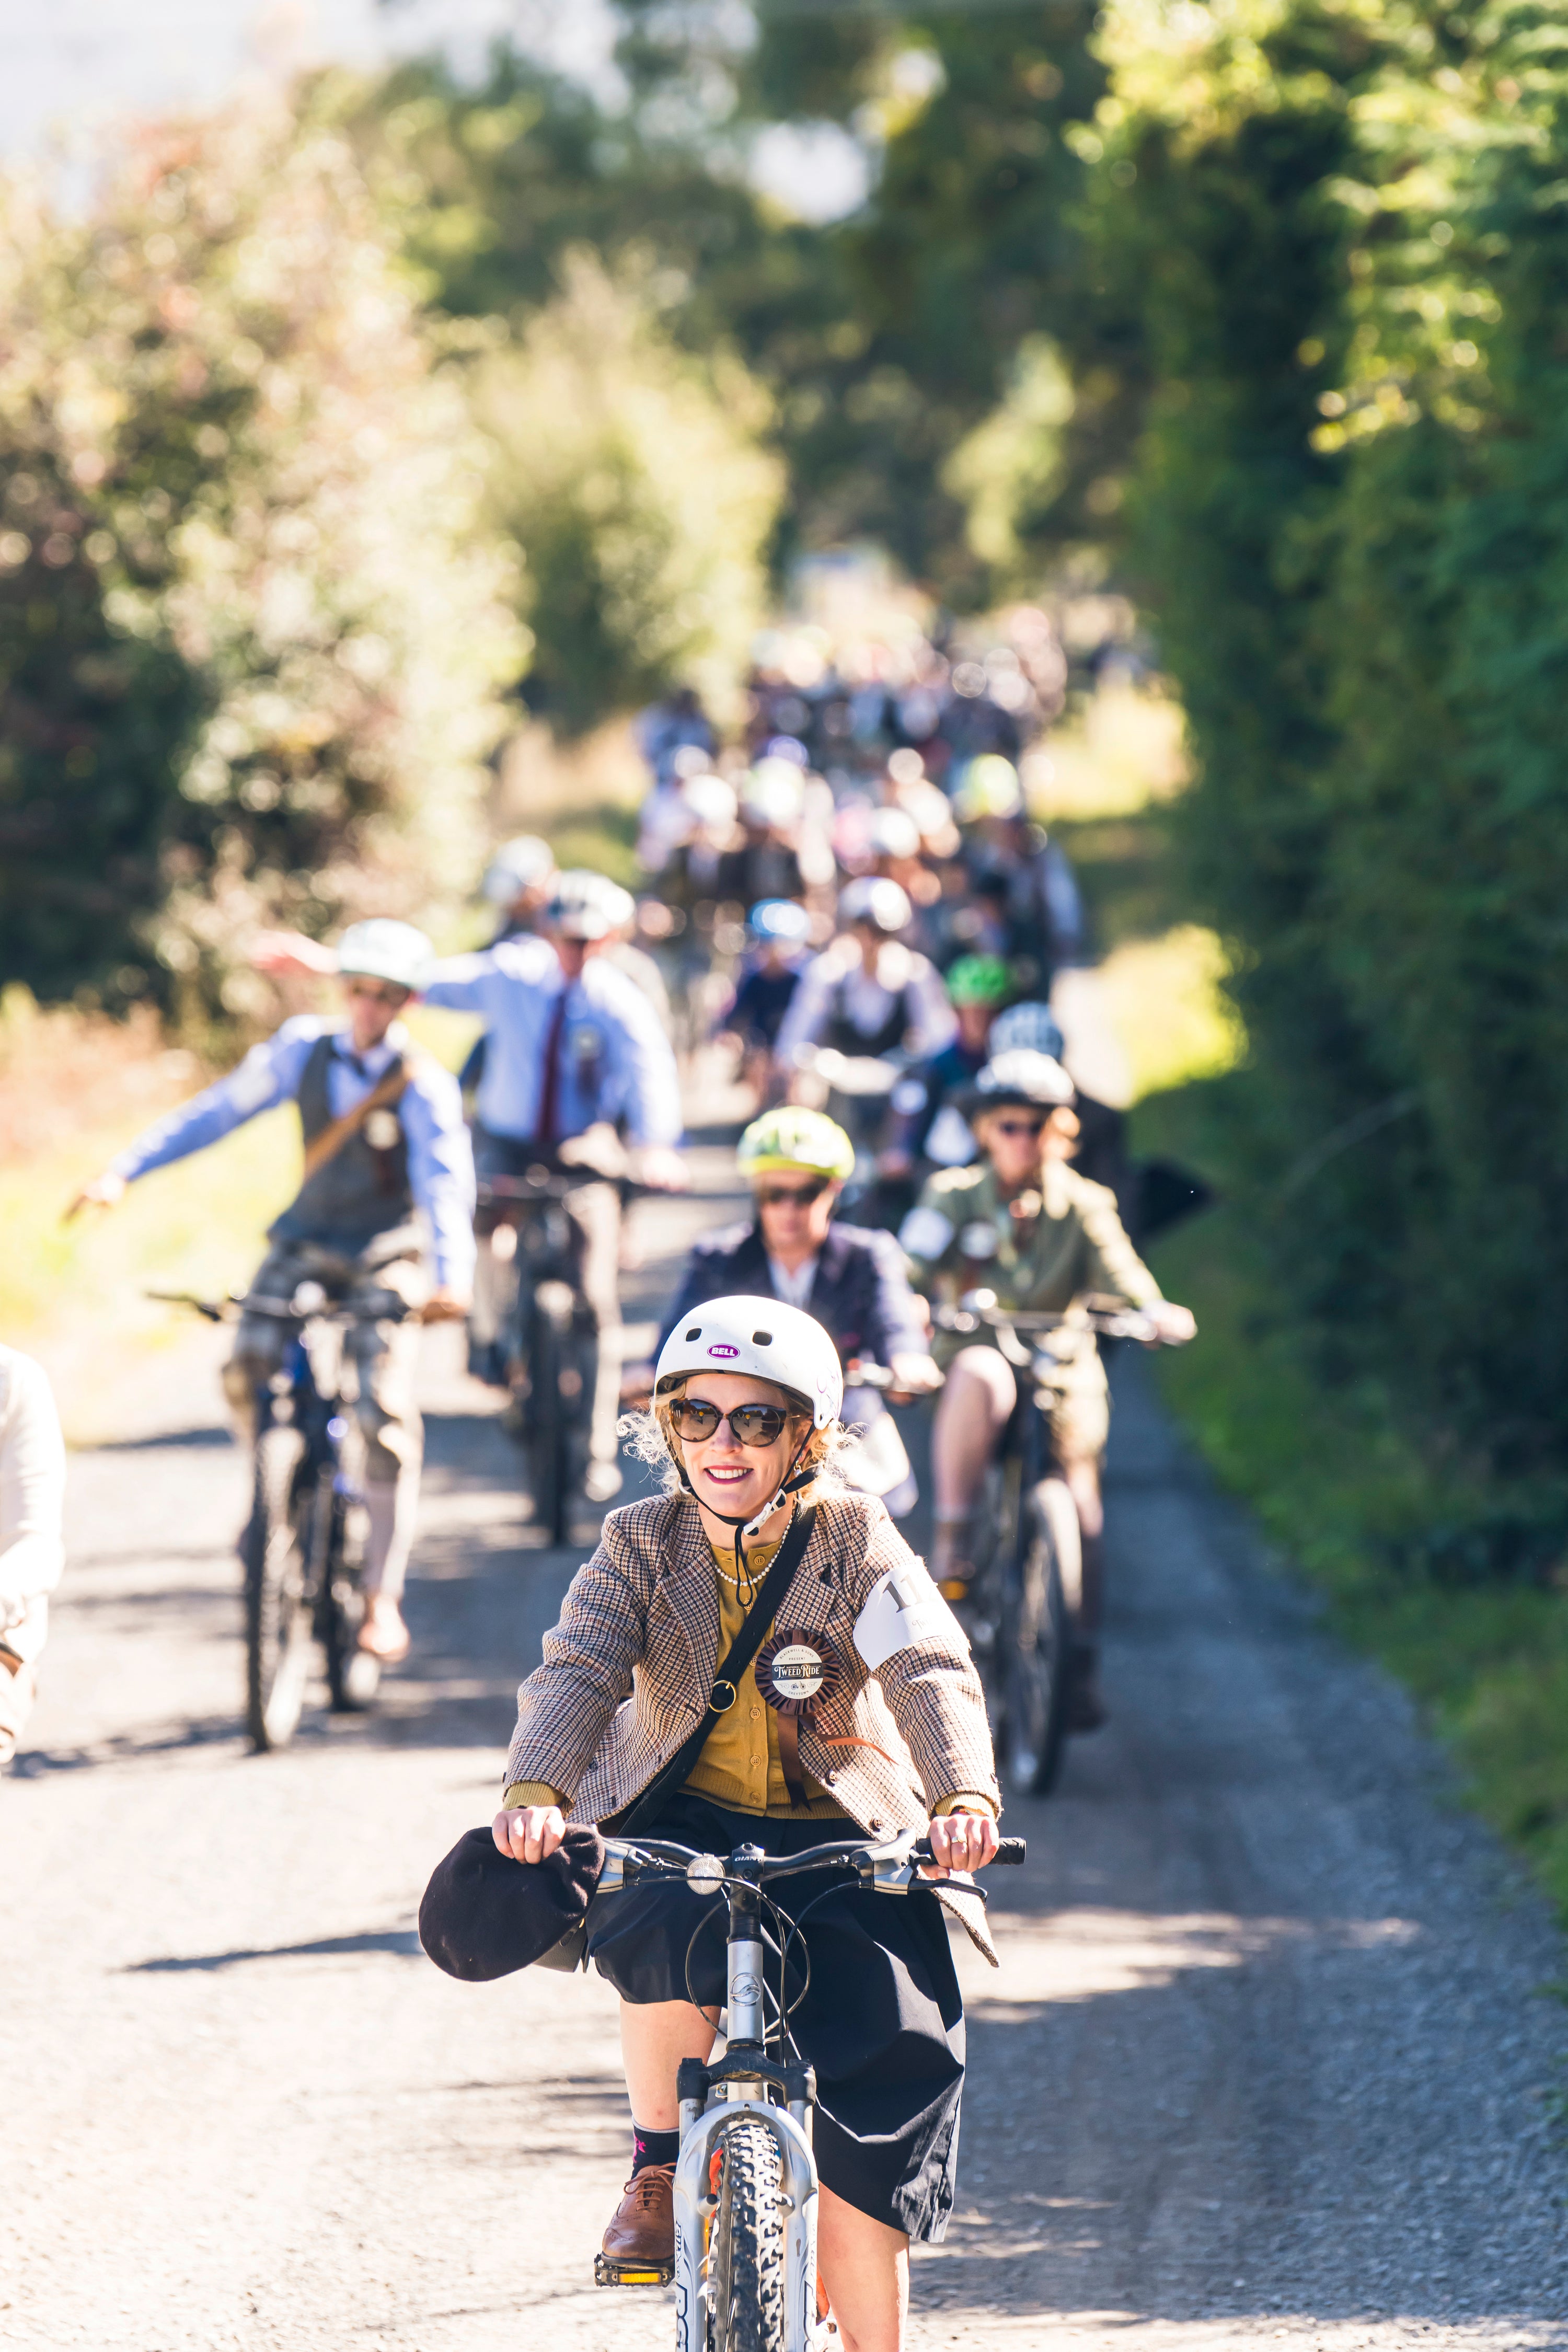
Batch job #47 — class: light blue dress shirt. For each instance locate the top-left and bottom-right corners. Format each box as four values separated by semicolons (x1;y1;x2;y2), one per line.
109;1017;477;1289
421;937;683;1148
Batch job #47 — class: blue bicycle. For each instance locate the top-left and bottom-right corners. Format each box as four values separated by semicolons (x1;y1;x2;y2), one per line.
156;1252;408;1749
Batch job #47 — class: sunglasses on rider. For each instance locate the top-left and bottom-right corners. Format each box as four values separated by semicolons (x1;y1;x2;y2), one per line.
991;1116;1048;1138
344;978;409;1007
666;1398;794;1446
755;1178;831;1208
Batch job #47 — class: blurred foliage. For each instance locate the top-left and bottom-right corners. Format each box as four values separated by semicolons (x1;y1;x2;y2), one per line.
1087;0;1568;1500
350;11;1125;602
470;255;782;734
0;98;524;1022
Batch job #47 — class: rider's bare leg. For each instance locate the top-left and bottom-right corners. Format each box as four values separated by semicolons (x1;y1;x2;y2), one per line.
360;1471;418;1654
618;1997;719;2128
929;1344;1016;1577
817;2192;909;2352
351;1270;426;1659
1067;1449;1104;1618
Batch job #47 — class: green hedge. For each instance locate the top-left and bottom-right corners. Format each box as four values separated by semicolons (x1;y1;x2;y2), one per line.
1092;0;1568;1535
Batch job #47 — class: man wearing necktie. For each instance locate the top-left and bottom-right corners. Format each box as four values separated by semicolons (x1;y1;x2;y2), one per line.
71;921;476;1665
251;873;687;1501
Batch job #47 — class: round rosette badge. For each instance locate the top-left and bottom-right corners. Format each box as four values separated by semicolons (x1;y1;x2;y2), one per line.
755;1629;842;1720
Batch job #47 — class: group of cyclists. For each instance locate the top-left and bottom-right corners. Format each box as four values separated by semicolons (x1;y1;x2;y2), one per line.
62;616;1194;2349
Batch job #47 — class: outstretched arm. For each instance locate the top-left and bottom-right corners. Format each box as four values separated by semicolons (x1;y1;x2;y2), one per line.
68;1027;311;1217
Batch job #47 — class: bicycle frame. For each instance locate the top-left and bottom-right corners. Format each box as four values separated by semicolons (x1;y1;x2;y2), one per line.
597;1830;1020;2350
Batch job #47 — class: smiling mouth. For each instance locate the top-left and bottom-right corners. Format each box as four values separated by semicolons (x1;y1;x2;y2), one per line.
701;1464;753;1484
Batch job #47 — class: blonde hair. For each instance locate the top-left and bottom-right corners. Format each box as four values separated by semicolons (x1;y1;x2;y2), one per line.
618;1374;847;1504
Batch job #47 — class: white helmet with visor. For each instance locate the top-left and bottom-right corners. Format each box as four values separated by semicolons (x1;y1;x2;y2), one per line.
337;919;433;994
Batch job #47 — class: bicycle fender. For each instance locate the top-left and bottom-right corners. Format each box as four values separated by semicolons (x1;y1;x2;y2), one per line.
852;1564;963;1670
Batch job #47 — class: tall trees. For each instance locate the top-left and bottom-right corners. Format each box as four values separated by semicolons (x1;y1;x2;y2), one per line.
0;99;523;1020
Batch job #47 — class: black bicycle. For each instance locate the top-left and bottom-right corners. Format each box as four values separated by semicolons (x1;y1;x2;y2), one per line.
477;1167;601;1546
155;1252;413;1750
593;1827;1024;2347
934;1292;1166;1798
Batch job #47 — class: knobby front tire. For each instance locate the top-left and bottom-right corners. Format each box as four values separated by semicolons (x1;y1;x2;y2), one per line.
707;2117;787;2352
243;1426;313;1753
524;1300;568;1547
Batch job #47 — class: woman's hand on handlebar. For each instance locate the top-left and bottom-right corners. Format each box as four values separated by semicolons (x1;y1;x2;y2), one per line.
1143;1301;1196;1346
920;1809;1001;1879
493;1804;565;1865
887;1350;942;1401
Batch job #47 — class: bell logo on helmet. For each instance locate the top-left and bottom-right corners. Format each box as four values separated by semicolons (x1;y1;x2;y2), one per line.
708;1343;739;1359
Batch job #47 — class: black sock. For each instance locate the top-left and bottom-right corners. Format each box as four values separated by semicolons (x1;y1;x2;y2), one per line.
631;2123;680;2175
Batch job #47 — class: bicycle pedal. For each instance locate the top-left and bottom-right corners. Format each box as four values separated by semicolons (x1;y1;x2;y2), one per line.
594;2252;674;2288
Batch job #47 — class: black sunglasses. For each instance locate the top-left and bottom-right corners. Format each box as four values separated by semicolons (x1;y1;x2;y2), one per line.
756;1177;831;1208
991;1116;1048;1137
667;1398;793;1445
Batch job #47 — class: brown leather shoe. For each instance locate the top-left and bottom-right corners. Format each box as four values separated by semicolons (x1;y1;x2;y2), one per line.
602;2163;675;2266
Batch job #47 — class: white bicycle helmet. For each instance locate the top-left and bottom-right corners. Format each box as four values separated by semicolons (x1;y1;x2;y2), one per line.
868;806;921;862
839;875;912;936
545;870;631;940
655;1295;844;1550
962;1047;1075;1111
742;758;805;828
989;1000;1066;1062
337;919;434;993
481;834;555;906
682;772;739;831
655;1296;843;1430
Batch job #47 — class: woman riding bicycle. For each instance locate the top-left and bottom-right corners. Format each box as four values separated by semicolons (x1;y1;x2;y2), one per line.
653;1107;942;1516
899;1048;1195;1730
491;1298;1000;2352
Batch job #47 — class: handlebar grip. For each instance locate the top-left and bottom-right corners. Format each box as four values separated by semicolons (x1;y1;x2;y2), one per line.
994;1838;1027;1865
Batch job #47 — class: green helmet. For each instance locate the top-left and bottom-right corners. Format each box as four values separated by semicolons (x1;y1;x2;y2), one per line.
738;1106;856;1185
946;954;1011;1009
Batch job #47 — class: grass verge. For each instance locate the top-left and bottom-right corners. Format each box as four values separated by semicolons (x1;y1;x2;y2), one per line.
1135;1077;1568;1920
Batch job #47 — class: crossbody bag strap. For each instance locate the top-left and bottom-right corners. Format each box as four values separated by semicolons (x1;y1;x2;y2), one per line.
298;1056;408;1186
615;1504;818;1834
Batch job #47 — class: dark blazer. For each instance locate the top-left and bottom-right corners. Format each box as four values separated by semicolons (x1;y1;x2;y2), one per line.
660;1218;927;1369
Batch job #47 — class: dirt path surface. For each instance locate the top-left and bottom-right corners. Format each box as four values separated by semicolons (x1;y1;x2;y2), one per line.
6;1144;1568;2352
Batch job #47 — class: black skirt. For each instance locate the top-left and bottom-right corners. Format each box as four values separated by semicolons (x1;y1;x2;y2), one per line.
585;1793;966;2242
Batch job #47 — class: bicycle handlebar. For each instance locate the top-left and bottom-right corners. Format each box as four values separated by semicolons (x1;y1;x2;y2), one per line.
841;1361;945;1395
600;1830;1025;1883
933;1294;1161;1344
145;1286;417;1327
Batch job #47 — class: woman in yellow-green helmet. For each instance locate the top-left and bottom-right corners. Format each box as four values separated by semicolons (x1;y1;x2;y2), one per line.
656;1106;941;1515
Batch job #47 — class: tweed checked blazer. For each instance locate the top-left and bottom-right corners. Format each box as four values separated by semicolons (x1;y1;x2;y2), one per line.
503;1488;1002;1959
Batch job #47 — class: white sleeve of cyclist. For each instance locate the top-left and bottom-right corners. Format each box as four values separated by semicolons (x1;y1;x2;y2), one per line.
854;1564;964;1670
897;1203;953;1262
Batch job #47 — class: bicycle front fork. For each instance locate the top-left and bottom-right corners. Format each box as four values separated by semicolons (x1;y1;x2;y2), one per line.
672;2081;821;2351
671;1877;828;2349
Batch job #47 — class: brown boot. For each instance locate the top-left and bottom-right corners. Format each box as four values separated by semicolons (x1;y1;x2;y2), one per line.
600;2162;676;2275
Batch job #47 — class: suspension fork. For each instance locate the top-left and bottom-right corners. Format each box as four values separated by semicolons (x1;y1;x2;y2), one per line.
671;1854;825;2350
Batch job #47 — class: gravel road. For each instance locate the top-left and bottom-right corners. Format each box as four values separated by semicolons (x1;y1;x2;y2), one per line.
6;1144;1568;2351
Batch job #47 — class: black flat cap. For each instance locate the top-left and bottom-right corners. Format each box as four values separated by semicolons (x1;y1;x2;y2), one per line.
419;1820;606;1981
